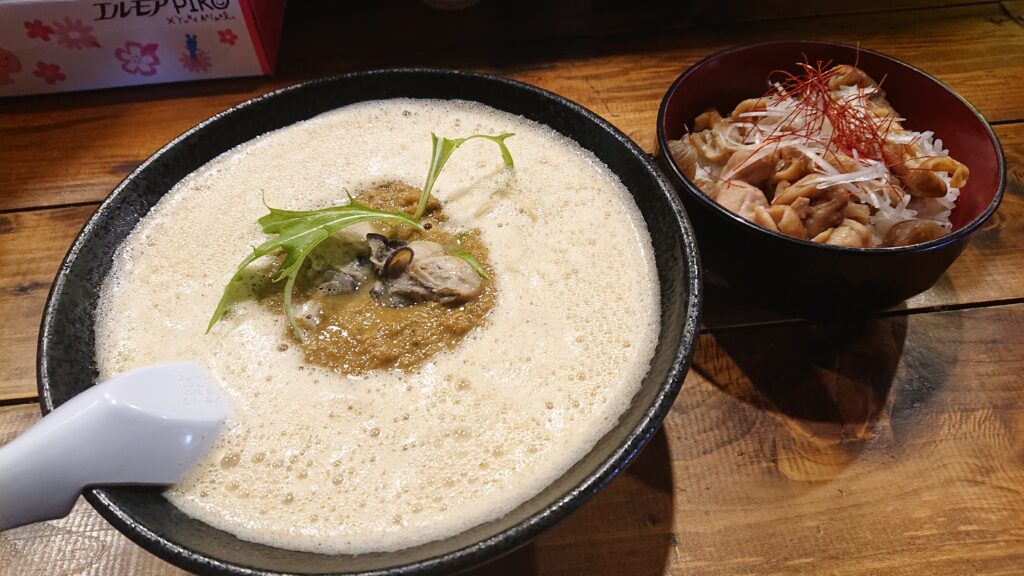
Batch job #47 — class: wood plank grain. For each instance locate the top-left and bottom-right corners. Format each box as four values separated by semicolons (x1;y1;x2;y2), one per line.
3;303;1022;575
0;405;188;575
0;205;97;402
507;3;1024;154
1;3;1022;212
1003;0;1024;23
661;304;1024;575
1;122;1021;402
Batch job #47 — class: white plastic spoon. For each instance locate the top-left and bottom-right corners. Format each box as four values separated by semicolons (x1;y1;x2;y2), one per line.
0;363;228;531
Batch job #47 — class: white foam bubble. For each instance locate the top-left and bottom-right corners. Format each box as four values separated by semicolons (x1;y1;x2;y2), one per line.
94;98;660;554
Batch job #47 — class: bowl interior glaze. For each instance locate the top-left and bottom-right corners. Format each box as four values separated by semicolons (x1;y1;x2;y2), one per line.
38;70;702;576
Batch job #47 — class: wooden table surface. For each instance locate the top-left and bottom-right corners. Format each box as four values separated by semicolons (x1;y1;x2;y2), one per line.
2;1;1024;574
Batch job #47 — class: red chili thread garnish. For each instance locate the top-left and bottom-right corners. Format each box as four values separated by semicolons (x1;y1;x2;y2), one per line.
759;57;897;163
715;54;919;206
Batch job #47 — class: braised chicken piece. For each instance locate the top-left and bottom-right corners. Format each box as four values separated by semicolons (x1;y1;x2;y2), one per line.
765;204;807;239
721;148;778;185
827;219;873;248
730;98;768;119
689;131;733;164
716;180;769;221
826;65;877;90
667;137;699;180
695;109;726;131
891;156;969;198
803;188;850;238
771;151;812;187
882;219;948;247
773;174;828;206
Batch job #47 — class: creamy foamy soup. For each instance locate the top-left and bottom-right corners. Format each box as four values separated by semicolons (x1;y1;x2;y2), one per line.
95;99;660;554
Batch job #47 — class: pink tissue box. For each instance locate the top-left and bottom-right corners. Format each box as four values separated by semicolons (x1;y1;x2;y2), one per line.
0;0;286;97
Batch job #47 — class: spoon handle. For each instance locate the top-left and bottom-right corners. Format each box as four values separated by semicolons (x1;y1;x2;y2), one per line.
0;363;227;531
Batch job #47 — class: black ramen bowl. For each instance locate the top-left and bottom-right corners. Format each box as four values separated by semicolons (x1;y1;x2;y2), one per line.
655;40;1005;317
38;70;702;575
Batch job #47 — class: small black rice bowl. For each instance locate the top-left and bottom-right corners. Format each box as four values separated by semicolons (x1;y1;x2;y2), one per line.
655;41;1005;317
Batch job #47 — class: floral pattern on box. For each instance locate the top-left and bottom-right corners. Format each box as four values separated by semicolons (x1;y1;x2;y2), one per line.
0;1;283;97
115;42;160;76
218;29;238;46
33;61;65;84
24;20;55;42
52;18;101;50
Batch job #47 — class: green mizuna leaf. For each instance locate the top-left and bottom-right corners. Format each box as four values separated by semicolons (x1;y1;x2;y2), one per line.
416;132;515;219
450;249;491;280
209;132;515;343
208;197;423;340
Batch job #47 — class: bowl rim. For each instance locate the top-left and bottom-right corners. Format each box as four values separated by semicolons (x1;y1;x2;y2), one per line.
656;39;1006;255
37;67;704;576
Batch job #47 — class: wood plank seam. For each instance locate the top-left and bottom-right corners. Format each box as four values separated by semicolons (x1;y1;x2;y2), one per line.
0;200;103;217
702;296;1024;335
0;396;40;408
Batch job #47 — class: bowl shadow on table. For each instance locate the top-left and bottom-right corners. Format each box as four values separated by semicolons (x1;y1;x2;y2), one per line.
460;428;676;576
694;289;916;481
